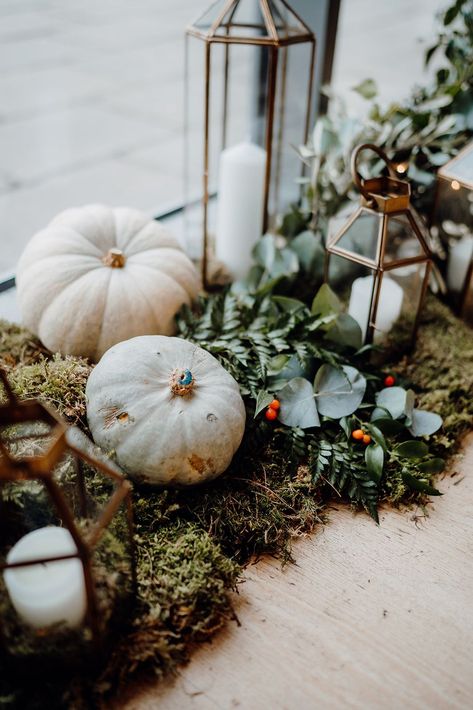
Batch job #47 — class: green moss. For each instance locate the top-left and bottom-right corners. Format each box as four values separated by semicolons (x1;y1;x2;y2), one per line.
7;354;92;427
0;319;47;370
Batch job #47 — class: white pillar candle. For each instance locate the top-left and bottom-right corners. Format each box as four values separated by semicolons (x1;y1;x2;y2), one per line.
3;527;87;629
348;274;404;342
215;141;266;280
447;236;473;292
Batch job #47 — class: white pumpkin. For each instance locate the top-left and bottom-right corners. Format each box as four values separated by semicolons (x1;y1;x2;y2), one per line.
86;335;246;486
16;205;200;361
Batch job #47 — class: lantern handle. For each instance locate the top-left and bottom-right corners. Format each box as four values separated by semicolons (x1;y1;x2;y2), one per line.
351;143;398;202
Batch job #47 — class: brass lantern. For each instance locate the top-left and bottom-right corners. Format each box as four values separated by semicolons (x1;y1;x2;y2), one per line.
325;144;433;346
185;0;316;288
433;141;473;323
0;370;136;660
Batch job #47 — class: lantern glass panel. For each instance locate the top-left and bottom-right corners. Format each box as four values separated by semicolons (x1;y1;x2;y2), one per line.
378;262;428;339
383;213;427;263
331;207;382;263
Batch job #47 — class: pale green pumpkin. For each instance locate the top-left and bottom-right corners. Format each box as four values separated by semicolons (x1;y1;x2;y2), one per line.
86;335;246;486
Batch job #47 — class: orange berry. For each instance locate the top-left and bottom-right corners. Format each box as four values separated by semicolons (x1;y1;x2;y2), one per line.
352;429;364;441
363;434;371;445
269;399;280;411
384;375;395;387
265;407;278;421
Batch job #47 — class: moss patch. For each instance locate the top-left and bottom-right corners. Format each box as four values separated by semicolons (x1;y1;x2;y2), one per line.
0;300;471;708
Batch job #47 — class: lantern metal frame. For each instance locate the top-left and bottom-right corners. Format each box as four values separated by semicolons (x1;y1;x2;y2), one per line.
325;143;433;346
0;369;136;651
434;140;473;319
186;0;316;288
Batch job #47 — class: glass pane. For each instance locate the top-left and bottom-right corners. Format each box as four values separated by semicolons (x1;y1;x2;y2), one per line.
267;0;311;39
377;262;427;344
326;254;375;342
194;0;236;31
331;207;382;263
214;0;271;40
440;143;473;185
383;212;425;263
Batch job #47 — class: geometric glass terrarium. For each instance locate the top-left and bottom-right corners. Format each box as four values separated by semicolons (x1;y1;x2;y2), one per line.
185;0;316;287
325;143;433;346
434;140;473;323
0;370;136;668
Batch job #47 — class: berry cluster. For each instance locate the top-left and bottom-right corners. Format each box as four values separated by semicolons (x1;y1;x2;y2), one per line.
352;429;371;445
265;399;280;421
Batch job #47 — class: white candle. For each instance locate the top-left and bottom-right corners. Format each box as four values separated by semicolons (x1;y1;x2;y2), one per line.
215;141;266;280
348;275;404;342
447;236;473;292
3;527;87;629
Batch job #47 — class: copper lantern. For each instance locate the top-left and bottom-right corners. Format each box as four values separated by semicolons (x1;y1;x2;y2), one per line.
325;144;433;347
185;0;316;288
433;141;473;323
0;370;136;662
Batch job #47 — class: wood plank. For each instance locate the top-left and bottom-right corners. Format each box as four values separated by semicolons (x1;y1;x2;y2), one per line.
121;433;473;709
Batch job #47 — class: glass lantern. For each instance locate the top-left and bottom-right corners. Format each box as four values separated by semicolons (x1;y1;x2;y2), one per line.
185;0;316;287
0;370;136;663
434;141;473;323
325;144;433;347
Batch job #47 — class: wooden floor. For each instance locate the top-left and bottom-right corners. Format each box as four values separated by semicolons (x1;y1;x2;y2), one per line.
121;433;473;710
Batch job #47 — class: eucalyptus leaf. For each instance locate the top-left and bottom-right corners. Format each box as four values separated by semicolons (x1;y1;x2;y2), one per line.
290;230;325;274
395;440;429;459
408;409;443;437
314;365;366;419
311;283;341;318
376;387;408;420
278;377;320;429
325;314;363;349
254;390;274;418
370;417;405;436
365;444;384;482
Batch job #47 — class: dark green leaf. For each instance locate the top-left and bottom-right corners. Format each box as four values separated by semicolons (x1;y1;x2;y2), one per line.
401;471;442;496
272;296;306;313
278;377;320;429
371;417;405;436
365;444;384;482
408;409;443;437
290;230;325;275
314;364;366;419
395;440;429;459
418;458;445;474
366;424;388;452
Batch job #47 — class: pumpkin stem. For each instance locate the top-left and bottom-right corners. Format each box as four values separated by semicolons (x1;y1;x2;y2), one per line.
170;369;195;396
103;248;126;268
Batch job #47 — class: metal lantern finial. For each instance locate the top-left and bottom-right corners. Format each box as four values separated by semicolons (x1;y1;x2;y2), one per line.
325;143;433;347
185;0;316;288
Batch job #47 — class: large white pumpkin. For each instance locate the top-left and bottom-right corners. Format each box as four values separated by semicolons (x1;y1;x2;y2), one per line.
86;335;246;486
16;205;200;361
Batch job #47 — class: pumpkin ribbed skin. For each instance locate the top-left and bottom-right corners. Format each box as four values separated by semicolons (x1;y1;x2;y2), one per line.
86;336;246;486
16;205;200;361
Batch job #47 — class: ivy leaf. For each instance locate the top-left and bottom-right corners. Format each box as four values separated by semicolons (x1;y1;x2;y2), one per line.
352;78;378;100
407;409;443;437
278;377;320;429
401;471;442;496
394;440;429;459
365;444;384;482
376;387;408;420
325;314;363;349
254;390;274;418
311;283;341;318
314;365;366;419
418;458;445;475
